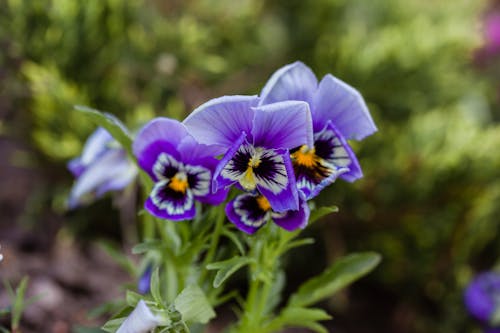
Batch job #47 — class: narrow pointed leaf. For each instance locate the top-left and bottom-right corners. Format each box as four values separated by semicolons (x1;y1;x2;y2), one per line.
206;256;254;288
289;252;381;307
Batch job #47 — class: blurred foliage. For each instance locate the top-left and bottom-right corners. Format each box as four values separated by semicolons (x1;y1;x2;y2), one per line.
1;0;500;332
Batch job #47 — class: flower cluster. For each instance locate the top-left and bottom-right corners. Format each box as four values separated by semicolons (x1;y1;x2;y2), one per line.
133;61;377;234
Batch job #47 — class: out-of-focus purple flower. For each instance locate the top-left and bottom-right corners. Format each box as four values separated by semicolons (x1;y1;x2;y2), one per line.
486;328;500;333
464;271;500;325
259;61;377;199
68;128;137;208
116;300;161;333
183;95;313;215
226;192;310;234
138;265;152;294
133;118;228;221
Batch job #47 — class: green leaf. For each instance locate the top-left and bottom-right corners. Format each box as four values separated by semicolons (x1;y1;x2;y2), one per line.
101;317;125;332
206;256;254;288
222;228;246;255
150;267;162;304
265;307;331;333
174;285;215;324
309;206;339;224
12;277;29;328
289;252;381;307
284;237;315;252
74;105;133;157
126;290;143;307
132;240;166;254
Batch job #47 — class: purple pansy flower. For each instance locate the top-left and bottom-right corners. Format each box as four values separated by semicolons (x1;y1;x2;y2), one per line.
259;61;377;199
68;127;137;208
226;192;310;235
133;118;228;221
464;272;500;327
183;95;313;214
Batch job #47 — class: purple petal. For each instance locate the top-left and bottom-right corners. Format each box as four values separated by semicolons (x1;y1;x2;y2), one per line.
177;135;224;164
133;118;189;161
464;272;500;323
145;187;196;221
95;160;137;197
68;149;130;208
252;101;314;149
272;194;310;231
312;74;377;140
136;141;181;180
67;157;85;177
259;61;318;105
225;195;268;234
184;161;229;205
138;266;152;294
213;132;248;192
257;149;299;212
80;127;113;165
183;95;259;148
318;121;362;183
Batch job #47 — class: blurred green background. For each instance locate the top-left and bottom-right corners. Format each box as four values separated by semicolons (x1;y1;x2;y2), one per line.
1;0;499;332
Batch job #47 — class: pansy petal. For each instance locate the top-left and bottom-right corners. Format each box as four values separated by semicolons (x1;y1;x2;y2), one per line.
95;160;137;197
133;118;189;160
136;141;181;180
67;157;85;177
312;74;377;140
259;61;318;105
80;127;113;165
225;194;269;234
146;182;195;221
252;101;314;149
117;300;161;333
257;149;299;212
272;195;310;231
317;121;363;183
68;149;128;208
183;95;259;148
214;132;248;192
177;135;224;163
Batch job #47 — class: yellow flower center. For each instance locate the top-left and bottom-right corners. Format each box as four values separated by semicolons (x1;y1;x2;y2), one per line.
256;195;271;212
169;172;189;193
291;145;317;168
239;148;264;191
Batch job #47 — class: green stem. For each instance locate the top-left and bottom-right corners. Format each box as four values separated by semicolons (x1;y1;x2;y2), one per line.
199;206;225;285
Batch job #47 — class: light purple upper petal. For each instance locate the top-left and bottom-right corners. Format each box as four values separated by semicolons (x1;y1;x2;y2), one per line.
259;61;318;105
177;135;224;164
312;74;377;140
257;149;299;212
273;194;310;231
95;160;137;197
133;118;189;159
251;101;313;149
183;95;260;148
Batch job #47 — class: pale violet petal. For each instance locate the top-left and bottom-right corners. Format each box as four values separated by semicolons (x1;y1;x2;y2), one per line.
117;300;161;333
312;74;377;140
252;101;313;149
80;127;113;165
183;95;259;148
259;61;318;105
